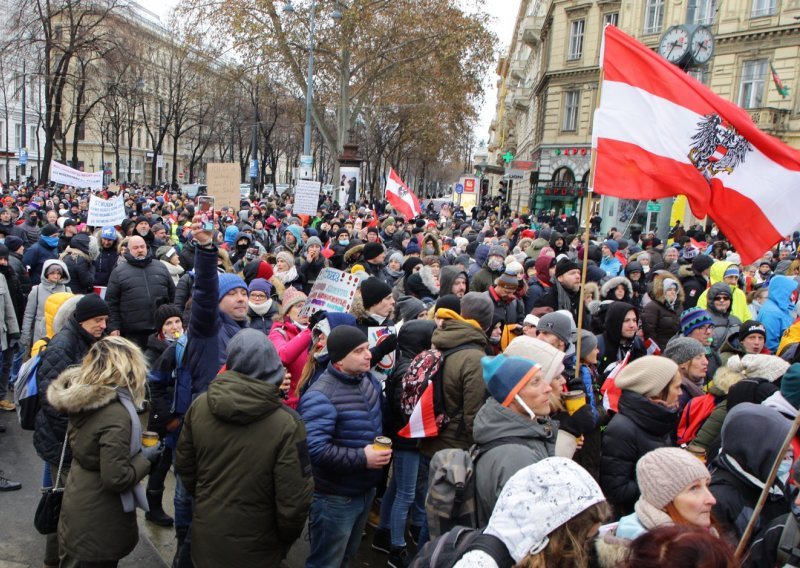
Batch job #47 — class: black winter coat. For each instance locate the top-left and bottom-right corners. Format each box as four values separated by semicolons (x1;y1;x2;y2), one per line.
33;317;99;465
61;248;95;294
9;251;31;297
600;390;678;515
247;302;279;336
105;254;175;335
93;247;119;287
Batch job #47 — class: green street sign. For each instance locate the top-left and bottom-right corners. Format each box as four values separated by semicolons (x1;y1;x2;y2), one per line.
646;202;661;212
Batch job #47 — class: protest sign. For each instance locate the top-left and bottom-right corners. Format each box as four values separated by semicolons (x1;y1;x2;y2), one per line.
205;163;240;209
369;326;396;377
50;161;103;190
299;268;360;318
86;194;126;227
293;180;321;216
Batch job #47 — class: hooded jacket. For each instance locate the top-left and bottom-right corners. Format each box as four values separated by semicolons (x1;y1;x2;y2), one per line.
23;232;60;286
60;233;95;294
696;261;751;323
473;398;557;526
176;368;313;568
439;265;469;298
641;272;685;351
705;282;742;349
420;318;489;458
21;259;70;350
93;243;119;288
47;373;151;563
597;302;647;377
758;275;798;353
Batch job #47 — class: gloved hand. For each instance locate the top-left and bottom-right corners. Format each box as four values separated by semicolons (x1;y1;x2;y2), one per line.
309;309;327;329
558;405;597;438
141;441;165;463
8;338;19;352
373;334;398;360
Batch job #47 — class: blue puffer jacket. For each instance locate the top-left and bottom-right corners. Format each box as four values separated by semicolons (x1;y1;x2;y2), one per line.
299;363;383;496
600;255;623;277
758;275;797;353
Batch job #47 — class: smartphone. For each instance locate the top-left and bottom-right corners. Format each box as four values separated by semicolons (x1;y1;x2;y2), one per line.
198;196;215;230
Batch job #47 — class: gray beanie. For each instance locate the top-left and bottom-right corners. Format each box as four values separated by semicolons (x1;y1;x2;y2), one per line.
537;311;573;347
664;336;706;365
226;329;285;386
578;329;598;361
397;295;427;323
389;251;404;265
306;236;323;249
461;292;494;332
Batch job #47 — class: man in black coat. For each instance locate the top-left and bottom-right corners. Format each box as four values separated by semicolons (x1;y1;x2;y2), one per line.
106;235;175;349
534;258;592;330
681;254;714;309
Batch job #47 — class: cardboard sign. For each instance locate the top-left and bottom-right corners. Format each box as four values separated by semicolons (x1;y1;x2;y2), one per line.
293;180;321;216
205;163;241;209
368;326;396;376
299;268;360;318
86;195;126;227
50;161;103;190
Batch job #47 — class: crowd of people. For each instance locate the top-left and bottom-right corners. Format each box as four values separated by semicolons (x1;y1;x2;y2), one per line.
2;181;800;568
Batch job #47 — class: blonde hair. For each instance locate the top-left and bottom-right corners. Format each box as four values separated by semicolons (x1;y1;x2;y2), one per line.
77;336;148;406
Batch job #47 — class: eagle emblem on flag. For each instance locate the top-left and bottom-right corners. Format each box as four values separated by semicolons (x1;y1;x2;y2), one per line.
688;113;753;180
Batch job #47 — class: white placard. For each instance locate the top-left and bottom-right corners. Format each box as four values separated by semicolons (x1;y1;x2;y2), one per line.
299;268;360;318
86;195;126;226
293;179;321;216
50;161;103;190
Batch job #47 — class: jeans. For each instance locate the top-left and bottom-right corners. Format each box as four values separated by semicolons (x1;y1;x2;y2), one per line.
306;488;375;568
8;346;22;384
172;449;193;531
378;450;429;547
0;346;13;399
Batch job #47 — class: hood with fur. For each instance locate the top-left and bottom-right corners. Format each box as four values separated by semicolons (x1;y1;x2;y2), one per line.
650;271;686;305
601;276;633;301
47;367;118;415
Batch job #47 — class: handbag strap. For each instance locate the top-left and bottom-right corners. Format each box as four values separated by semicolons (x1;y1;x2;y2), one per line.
53;430;68;490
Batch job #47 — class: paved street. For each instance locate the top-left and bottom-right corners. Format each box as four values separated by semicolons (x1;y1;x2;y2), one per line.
0;408;391;568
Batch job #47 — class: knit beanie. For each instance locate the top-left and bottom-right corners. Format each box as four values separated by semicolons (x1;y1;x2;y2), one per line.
615;355;679;397
405;240;421;255
306;236;323;249
634;448;710;528
691;254;715;274
41;224;60;237
663;336;706;365
460;291;494;332
327;325;368;363
727;354;790;382
537;311;573;346
578;329;598;361
603;240;619;254
388;252;404;266
360;277;393;310
73;294;110;323
4;235;23;252
226;329;284;386
276;251;295;266
555;258;581;278
679;307;714;336
435;294;461;315
781;364;800;409
739;320;767;343
284;224;303;242
496;269;519;288
488;245;506;259
281;287;307;316
0;245;8;260
217;273;247;301
504;336;566;383
482;355;542;407
363;242;385;261
396;295;426;323
248;278;272;296
154;303;183;333
724;265;740;278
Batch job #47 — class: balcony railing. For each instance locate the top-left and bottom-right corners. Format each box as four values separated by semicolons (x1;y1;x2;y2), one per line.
747;107;789;135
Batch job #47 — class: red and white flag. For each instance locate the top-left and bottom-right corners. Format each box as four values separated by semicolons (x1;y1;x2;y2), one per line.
644;338;661;356
592;26;800;264
600;351;631;413
385;167;421;220
397;382;438;439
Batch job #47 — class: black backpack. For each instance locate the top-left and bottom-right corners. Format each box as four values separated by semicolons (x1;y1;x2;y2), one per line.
410;526;514;568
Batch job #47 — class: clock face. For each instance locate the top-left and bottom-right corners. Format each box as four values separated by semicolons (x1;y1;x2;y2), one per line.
691;26;715;65
659;26;691;64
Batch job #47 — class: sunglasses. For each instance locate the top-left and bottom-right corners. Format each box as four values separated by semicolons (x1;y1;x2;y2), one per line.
713;296;731;302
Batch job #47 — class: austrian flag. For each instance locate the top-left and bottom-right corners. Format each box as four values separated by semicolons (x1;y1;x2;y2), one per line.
592;26;800;264
385;167;421;219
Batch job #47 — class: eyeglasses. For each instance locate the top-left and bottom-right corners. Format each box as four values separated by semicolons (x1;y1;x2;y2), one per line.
698;324;714;332
713;296;731;302
249;292;267;300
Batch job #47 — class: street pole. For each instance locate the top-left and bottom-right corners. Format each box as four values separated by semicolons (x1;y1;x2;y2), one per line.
303;0;317;158
250;82;259;196
20;61;26;181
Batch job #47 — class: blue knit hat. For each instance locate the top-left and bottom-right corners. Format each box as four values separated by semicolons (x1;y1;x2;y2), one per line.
603;240;619;254
218;273;247;301
405;239;421;255
248;278;272;296
679;307;714;336
482;355;541;407
724;265;741;279
101;226;117;240
284;224;303;242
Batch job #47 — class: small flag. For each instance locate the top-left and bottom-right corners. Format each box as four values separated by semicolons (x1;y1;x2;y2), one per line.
600;351;631;413
770;62;790;98
644;338;661;356
398;382;439;438
385;167;421;220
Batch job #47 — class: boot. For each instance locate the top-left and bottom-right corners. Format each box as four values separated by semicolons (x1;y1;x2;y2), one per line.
172;526;188;568
145;489;174;527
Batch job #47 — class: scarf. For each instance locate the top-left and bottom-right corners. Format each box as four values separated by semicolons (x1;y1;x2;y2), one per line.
248;299;273;316
275;265;298;284
117;388;149;514
556;281;574;312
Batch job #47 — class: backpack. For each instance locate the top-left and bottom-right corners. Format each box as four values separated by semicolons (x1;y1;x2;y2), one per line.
13;347;46;430
676;393;717;445
410;526;514;568
777;513;800;567
426;436;530;538
400;344;481;434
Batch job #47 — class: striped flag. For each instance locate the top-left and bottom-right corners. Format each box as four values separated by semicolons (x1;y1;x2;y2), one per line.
600;351;631;413
592;26;800;264
397;382;439;438
385;167;421;220
644;338;661;356
770;62;789;98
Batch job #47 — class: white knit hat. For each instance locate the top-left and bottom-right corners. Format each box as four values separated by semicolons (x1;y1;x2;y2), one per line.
504;336;566;383
727;354;790;382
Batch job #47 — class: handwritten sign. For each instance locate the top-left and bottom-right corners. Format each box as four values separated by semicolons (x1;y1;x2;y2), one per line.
50;161;103;190
205;163;240;209
86;195;126;227
299;268;360;318
293;180;321;216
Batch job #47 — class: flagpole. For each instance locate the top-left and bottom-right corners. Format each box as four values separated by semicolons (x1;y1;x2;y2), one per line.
734;411;800;559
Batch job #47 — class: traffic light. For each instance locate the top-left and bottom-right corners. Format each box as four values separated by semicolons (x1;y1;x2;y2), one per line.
480;178;489;197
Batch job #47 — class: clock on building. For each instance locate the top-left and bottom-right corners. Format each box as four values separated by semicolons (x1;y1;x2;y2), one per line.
658;25;692;66
690;26;715;65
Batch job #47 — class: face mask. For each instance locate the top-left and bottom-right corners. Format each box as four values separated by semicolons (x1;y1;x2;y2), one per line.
339;239;349;246
778;453;793;484
488;258;504;272
424;246;435;255
41;235;59;248
28;217;38;226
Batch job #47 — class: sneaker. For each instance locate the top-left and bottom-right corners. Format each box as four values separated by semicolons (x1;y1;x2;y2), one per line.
0;471;21;491
388;546;410;568
371;527;391;554
0;399;15;411
407;525;422;546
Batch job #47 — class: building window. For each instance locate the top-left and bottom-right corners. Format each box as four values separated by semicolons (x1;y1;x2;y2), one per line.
0;122;4;149
563;90;580;132
137;128;142;147
644;0;665;34
738;59;767;108
29;125;37;146
751;0;776;17
687;66;710;85
687;0;716;24
14;124;22;150
77;122;85;141
603;12;619;27
568;19;585;60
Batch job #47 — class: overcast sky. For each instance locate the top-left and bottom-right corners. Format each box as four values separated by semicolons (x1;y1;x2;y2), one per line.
137;0;520;149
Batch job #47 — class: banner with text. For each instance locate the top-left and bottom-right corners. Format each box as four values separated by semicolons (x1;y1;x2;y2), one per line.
299;268;360;318
50;161;103;190
293;180;321;216
86;194;126;227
